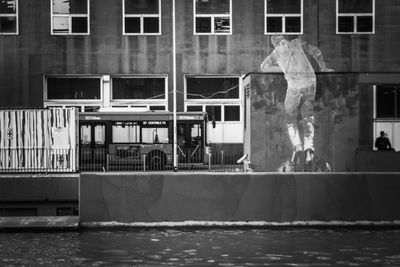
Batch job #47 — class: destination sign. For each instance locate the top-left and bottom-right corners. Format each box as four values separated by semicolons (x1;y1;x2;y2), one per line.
143;121;167;126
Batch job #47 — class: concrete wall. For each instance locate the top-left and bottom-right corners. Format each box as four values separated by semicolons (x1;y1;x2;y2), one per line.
2;1;400;109
80;173;400;223
0;174;79;216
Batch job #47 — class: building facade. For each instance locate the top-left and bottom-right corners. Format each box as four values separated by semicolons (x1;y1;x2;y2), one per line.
1;0;400;147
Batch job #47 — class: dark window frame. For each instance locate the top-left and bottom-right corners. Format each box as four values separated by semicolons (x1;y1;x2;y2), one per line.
336;0;375;34
0;0;18;35
123;0;161;35
51;0;90;35
265;0;303;35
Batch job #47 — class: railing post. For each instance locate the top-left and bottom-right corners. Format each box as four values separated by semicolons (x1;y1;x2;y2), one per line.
208;153;211;171
106;154;109;172
221;150;224;166
143;154;146;171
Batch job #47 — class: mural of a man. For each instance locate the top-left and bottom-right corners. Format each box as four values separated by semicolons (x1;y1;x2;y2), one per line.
260;35;333;171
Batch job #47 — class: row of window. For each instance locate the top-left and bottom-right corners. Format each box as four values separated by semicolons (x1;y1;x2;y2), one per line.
0;0;375;35
44;75;242;122
45;76;240;101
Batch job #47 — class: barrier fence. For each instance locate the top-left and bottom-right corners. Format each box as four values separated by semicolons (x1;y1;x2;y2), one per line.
80;148;244;172
0;148;244;173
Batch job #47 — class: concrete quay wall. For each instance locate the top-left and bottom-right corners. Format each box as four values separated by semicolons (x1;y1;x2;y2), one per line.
80;172;400;224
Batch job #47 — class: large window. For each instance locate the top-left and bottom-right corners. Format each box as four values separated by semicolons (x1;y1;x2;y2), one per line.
112;77;166;100
374;85;400;151
123;0;161;35
265;0;302;34
112;122;140;143
376;86;400;119
185;76;242;144
186;77;239;100
0;0;18;34
51;0;90;35
336;0;374;34
194;0;231;35
46;77;101;100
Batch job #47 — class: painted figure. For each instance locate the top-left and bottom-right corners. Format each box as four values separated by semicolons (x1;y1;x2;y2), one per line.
260;35;333;171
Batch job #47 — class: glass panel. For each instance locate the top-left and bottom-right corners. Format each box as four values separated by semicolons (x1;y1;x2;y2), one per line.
190;123;203;146
143;17;159;33
339;0;373;13
94;125;105;145
187;106;203;112
142;127;169;143
84;106;100;112
47;77;101;100
0;16;16;33
266;0;301;14
397;88;400;118
0;0;16;14
125;0;159;14
225;106;240;121
376;86;395;118
53;0;87;14
266;16;282;33
356;16;373;32
149;106;166;111
187;77;239;99
196;17;211;33
53;16;69;33
338;16;354;32
206;105;221;121
80;125;91;145
125;17;141;33
285;16;301;32
71;16;87;33
112;77;165;99
196;0;230;14
214;17;230;33
112;122;140;143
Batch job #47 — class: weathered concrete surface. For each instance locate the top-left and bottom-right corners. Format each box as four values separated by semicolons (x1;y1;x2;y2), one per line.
356;150;400;172
2;1;400;109
0;216;79;229
244;73;361;172
80;172;400;224
0;174;79;202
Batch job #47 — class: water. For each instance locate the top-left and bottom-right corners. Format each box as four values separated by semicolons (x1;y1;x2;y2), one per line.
1;228;400;266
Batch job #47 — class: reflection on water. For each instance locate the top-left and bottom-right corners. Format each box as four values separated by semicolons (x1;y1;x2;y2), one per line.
1;228;400;266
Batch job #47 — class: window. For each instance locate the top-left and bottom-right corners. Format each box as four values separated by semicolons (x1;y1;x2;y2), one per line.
265;0;302;34
112;77;166;100
142;122;169;144
51;0;89;35
0;0;18;34
46;77;101;100
194;0;231;35
336;0;374;34
112;122;140;143
376;86;400;118
186;77;239;100
123;0;161;35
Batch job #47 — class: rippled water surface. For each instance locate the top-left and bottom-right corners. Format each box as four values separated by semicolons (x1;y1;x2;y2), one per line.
1;228;400;266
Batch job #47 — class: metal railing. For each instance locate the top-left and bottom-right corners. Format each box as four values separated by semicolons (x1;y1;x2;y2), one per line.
0;148;77;173
0;147;244;173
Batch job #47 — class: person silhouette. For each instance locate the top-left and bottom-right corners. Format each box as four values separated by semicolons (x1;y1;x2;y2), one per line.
260;35;334;171
375;131;392;151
